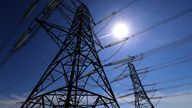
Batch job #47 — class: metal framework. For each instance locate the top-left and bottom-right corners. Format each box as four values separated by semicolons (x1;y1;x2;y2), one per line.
21;3;119;108
128;62;154;108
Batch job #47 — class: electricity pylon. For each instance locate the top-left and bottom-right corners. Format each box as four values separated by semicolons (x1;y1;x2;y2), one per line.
21;3;119;108
128;62;154;108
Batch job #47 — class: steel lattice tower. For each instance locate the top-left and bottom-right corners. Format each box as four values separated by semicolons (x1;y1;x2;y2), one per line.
128;62;154;108
21;4;119;108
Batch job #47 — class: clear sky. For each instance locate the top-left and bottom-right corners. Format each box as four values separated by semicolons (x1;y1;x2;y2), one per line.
0;0;192;108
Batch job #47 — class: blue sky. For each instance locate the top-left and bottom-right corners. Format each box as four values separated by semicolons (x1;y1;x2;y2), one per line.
0;0;192;108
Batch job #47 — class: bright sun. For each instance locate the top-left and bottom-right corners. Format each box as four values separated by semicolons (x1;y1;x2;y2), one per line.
112;23;129;39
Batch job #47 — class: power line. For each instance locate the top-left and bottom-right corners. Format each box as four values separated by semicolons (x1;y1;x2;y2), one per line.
118;82;192;100
103;7;192;49
0;0;63;69
94;0;139;62
102;42;126;62
149;54;192;71
157;82;192;91
142;35;192;57
152;91;192;99
96;17;113;35
0;0;42;53
82;53;192;85
95;0;138;36
155;75;192;85
110;53;192;84
102;33;192;69
118;91;192;106
138;75;192;88
95;0;138;25
116;74;192;89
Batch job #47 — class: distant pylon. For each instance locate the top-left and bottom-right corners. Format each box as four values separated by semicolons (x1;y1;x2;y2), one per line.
21;3;119;108
128;62;154;108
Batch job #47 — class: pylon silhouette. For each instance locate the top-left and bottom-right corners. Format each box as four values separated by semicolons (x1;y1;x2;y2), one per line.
21;3;119;108
128;62;154;108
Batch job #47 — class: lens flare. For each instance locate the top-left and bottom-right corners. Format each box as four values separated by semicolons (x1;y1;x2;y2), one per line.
113;23;129;39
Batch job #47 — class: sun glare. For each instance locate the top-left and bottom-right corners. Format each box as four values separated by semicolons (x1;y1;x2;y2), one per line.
112;23;129;39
